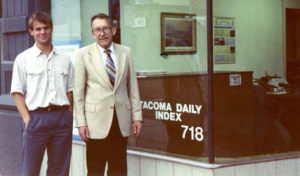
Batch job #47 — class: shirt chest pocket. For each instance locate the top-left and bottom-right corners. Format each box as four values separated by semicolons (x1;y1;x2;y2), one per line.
27;69;43;75
26;69;44;88
56;68;69;77
26;69;44;80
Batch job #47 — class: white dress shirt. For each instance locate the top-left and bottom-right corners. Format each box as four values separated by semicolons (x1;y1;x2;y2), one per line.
10;44;74;111
97;43;118;70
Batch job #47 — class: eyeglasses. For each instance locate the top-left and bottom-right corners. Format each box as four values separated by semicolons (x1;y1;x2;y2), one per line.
93;27;111;34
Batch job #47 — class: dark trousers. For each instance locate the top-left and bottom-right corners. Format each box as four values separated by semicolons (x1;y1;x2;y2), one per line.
86;109;128;176
20;109;73;176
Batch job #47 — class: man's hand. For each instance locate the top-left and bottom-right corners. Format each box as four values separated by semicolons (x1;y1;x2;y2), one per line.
24;117;30;129
78;126;90;142
132;121;142;137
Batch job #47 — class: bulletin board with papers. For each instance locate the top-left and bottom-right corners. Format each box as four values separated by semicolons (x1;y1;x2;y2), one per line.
213;17;236;64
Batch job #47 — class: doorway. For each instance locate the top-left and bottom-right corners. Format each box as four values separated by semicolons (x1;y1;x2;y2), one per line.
286;8;300;86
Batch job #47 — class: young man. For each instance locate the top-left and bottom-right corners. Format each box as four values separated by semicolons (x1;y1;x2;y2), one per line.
74;13;143;176
10;12;74;176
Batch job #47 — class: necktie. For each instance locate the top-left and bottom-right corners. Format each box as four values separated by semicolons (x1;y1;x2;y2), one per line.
104;49;116;86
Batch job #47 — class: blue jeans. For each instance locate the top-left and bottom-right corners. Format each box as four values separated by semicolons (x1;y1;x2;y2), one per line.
20;109;73;176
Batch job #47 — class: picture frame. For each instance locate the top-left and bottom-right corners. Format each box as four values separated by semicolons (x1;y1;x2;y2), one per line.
161;12;197;54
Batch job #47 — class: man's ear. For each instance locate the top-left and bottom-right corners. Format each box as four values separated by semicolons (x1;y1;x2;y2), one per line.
91;29;97;40
112;26;117;36
29;29;34;36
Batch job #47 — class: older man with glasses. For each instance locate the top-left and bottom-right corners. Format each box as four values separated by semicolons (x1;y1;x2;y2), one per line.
74;13;143;176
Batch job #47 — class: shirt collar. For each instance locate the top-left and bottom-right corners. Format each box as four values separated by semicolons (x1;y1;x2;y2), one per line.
52;47;60;55
32;44;57;57
32;44;43;57
97;43;115;55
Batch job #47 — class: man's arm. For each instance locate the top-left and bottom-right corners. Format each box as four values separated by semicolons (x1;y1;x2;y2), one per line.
66;56;75;114
74;49;90;142
11;55;29;127
127;49;143;121
67;91;73;113
12;92;30;128
126;48;143;136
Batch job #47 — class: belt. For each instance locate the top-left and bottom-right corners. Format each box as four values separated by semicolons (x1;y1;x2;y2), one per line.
32;105;69;112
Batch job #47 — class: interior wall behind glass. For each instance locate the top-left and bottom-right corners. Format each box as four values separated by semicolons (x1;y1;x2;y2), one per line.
52;0;81;42
80;0;108;47
120;0;208;74
213;0;284;79
52;0;108;46
213;0;300;78
212;0;300;79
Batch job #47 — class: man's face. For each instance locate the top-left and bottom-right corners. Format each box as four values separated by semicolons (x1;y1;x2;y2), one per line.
91;18;116;49
30;21;52;46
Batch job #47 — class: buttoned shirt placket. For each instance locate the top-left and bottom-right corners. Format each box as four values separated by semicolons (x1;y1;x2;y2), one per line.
46;51;56;105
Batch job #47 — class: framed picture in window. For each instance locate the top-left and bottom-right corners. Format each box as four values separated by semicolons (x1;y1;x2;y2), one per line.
161;12;197;54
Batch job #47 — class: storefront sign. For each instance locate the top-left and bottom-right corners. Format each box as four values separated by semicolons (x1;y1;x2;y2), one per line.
140;100;204;142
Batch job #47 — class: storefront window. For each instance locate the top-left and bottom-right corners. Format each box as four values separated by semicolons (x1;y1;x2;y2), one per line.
51;0;300;163
119;0;208;161
212;0;300;162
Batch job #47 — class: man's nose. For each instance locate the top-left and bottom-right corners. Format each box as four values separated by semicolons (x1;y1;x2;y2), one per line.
99;30;106;35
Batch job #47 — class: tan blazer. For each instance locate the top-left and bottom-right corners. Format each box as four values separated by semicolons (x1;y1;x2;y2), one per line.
74;43;142;139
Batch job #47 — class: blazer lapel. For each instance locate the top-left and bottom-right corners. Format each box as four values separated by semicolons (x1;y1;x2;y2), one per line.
88;43;113;89
114;43;126;89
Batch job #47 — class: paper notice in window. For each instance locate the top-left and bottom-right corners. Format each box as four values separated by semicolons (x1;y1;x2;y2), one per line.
229;74;241;86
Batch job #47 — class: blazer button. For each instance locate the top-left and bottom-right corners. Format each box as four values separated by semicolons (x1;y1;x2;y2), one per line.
110;106;114;109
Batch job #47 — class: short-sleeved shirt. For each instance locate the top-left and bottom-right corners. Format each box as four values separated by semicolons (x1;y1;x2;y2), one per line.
10;44;74;111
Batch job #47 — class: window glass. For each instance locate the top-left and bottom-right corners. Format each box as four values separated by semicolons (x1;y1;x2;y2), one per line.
52;0;81;42
213;0;300;162
120;0;209;161
52;0;108;45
